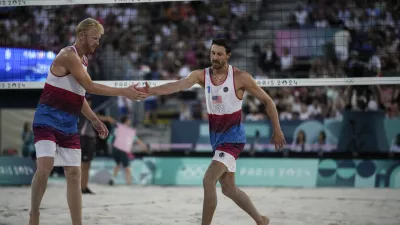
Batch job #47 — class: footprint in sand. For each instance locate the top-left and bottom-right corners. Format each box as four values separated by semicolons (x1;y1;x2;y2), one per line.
1;212;17;218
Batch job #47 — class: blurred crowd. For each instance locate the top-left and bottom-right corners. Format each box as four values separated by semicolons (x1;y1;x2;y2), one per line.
251;0;400;122
0;0;399;124
0;0;252;81
243;85;399;122
0;0;255;124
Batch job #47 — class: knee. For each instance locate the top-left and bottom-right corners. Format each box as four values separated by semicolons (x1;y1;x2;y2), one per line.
64;167;81;181
202;175;216;188
221;186;237;198
35;167;52;181
34;157;54;178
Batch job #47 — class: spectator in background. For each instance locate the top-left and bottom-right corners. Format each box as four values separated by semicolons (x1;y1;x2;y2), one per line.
245;107;266;121
291;91;302;114
280;47;295;77
367;49;382;77
279;105;293;120
308;99;322;118
387;102;400;118
294;4;309;27
21;122;35;160
117;96;133;118
258;43;279;78
367;94;379;111
390;133;400;152
309;56;328;78
243;94;262;116
291;130;309;152
313;9;329;28
312;130;333;152
333;26;351;71
109;116;148;185
191;101;205;120
299;103;310;120
288;14;300;28
79;96;115;194
344;12;361;32
179;103;192;120
346;50;366;78
281;88;295;107
144;95;158;124
230;0;250;35
330;98;345;119
337;4;351;24
326;7;342;27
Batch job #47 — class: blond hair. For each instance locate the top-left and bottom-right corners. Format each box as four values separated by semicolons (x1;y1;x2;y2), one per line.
76;18;104;37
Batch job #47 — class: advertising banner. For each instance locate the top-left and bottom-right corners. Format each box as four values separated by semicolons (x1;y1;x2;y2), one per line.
152;157;319;187
89;158;155;185
0;157;35;185
0;47;56;82
86;157;400;189
317;159;400;188
236;159;318;187
171;117;400;153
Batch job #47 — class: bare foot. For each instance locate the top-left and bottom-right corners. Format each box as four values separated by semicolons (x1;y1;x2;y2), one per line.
29;212;39;225
257;216;270;225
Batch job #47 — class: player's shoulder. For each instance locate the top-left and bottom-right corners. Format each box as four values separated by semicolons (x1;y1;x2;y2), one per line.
59;46;77;56
189;69;206;77
56;46;79;62
232;66;251;79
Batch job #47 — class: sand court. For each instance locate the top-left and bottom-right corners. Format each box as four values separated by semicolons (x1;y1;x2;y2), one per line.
0;180;399;225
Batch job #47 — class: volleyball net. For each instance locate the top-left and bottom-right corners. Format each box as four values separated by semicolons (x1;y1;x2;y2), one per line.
0;0;399;156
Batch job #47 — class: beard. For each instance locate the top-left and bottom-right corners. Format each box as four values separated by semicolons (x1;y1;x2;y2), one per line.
84;39;98;54
212;61;224;68
86;45;97;54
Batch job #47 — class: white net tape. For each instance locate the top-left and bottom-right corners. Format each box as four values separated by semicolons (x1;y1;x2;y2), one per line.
1;77;400;89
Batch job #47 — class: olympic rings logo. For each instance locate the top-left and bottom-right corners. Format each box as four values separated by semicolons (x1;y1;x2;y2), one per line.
344;79;355;84
179;164;208;177
212;104;225;114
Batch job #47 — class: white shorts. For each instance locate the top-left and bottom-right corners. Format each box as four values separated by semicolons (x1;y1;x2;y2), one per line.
35;140;81;167
212;150;237;172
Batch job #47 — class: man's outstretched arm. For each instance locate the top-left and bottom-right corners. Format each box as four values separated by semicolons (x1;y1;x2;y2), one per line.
143;70;202;96
60;50;147;100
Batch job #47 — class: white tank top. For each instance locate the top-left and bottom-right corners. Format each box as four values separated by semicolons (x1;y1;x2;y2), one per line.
46;45;87;96
33;46;88;134
204;65;242;115
204;65;246;157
